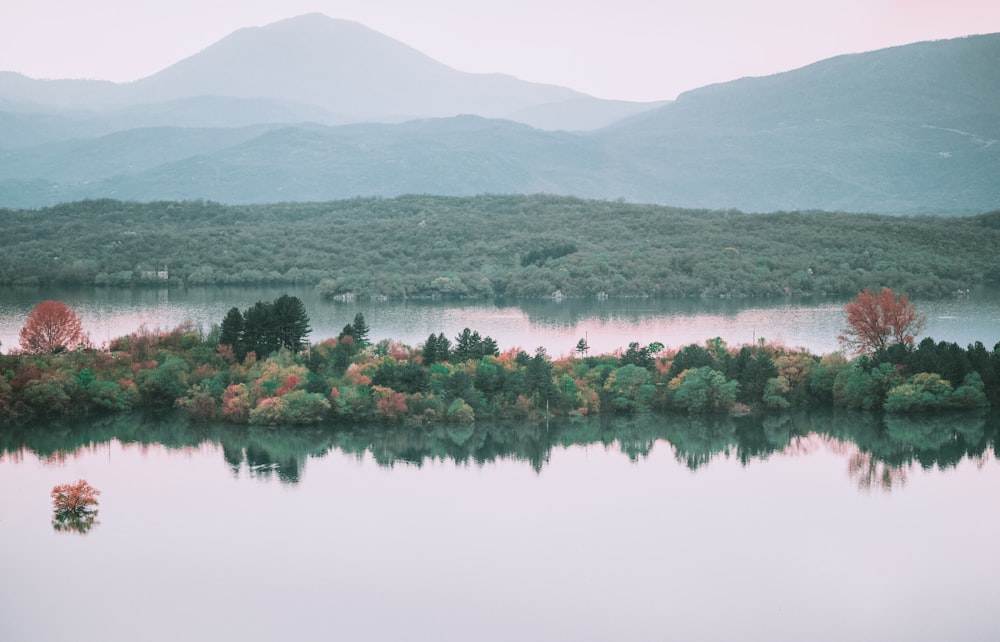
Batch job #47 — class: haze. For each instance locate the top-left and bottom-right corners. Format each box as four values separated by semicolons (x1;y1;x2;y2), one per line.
3;0;999;102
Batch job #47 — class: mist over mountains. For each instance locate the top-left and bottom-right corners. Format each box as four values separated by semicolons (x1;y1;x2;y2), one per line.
1;13;997;214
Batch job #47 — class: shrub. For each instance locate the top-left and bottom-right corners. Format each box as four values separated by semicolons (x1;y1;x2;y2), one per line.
668;367;738;414
446;398;475;422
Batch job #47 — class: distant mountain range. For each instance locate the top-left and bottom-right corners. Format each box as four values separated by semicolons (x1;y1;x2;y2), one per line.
1;13;997;214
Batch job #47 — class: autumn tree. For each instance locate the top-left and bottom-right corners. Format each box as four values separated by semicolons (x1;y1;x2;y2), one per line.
838;288;926;355
19;300;85;353
51;479;101;534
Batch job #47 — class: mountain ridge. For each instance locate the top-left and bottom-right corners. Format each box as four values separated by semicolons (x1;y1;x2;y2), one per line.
0;17;997;214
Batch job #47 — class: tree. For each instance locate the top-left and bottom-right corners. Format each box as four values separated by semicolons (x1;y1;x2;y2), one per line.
619;342;655;369
219;307;244;354
51;479;100;534
242;301;276;357
272;294;311;352
839;288;926;355
350;313;370;347
19;300;85;353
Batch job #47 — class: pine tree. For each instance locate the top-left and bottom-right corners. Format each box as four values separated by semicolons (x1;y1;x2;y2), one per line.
273;294;311;352
350;312;370;347
219;307;245;356
435;333;451;362
422;333;439;365
242;301;276;358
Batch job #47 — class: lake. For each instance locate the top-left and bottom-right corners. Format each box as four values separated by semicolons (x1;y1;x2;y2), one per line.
1;410;998;641
2;287;1000;640
2;285;999;357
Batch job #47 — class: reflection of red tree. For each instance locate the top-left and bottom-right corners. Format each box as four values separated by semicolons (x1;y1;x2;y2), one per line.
846;451;908;491
782;434;908;492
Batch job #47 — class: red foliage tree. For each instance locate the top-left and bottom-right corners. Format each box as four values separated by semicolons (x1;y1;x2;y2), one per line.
51;479;100;514
838;288;926;355
19;300;85;353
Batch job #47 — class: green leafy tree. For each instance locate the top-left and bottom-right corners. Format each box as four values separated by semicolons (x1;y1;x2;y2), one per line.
604;364;656;412
667;344;717;379
619;342;655;369
669;367;739;413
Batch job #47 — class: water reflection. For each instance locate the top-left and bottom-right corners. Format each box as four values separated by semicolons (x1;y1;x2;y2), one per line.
2;409;996;492
51;509;100;535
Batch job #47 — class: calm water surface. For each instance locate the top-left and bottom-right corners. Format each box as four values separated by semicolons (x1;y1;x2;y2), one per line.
1;413;998;641
2;287;1000;640
2;285;999;355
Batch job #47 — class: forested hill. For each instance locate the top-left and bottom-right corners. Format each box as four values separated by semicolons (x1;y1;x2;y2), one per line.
2;196;998;298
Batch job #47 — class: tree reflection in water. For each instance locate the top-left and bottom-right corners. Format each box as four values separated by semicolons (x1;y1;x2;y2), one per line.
3;409;997;493
52;509;100;534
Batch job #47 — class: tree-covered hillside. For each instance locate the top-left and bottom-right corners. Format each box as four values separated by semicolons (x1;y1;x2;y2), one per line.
2;195;998;298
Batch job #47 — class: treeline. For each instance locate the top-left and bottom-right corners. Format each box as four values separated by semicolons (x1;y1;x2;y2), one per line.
3;408;996;486
2;320;998;427
2;195;998;298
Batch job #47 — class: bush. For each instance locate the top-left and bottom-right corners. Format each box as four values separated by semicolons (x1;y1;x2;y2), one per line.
668;367;738;414
446;398;475;422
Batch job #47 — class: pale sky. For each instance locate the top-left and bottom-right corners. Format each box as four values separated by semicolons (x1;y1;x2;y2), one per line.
1;0;999;102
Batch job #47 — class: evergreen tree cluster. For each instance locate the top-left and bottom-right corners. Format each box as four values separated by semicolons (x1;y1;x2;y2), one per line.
220;295;311;360
422;328;499;365
338;313;371;347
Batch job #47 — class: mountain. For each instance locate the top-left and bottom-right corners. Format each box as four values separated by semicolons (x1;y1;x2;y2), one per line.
0;19;997;214
595;33;1000;213
0;14;661;134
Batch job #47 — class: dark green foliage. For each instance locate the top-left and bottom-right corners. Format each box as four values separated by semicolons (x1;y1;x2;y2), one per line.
619;342;655;369
421;333;452;365
348;313;370;347
525;348;557;401
668;344;717;379
1;196;998;298
242;301;277;358
230;295;310;358
372;361;430;394
219;307;244;353
521;242;578;267
451;328;500;362
730;348;779;405
272;295;311;352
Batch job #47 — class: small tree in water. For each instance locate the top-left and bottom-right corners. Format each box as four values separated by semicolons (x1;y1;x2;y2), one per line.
51;479;101;534
839;287;926;355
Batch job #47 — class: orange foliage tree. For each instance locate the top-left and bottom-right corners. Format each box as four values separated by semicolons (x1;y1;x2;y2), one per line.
51;479;100;514
51;479;101;535
838;288;926;355
19;300;85;353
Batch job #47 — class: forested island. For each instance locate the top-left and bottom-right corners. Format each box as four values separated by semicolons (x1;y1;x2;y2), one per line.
2;196;999;298
2;290;997;427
